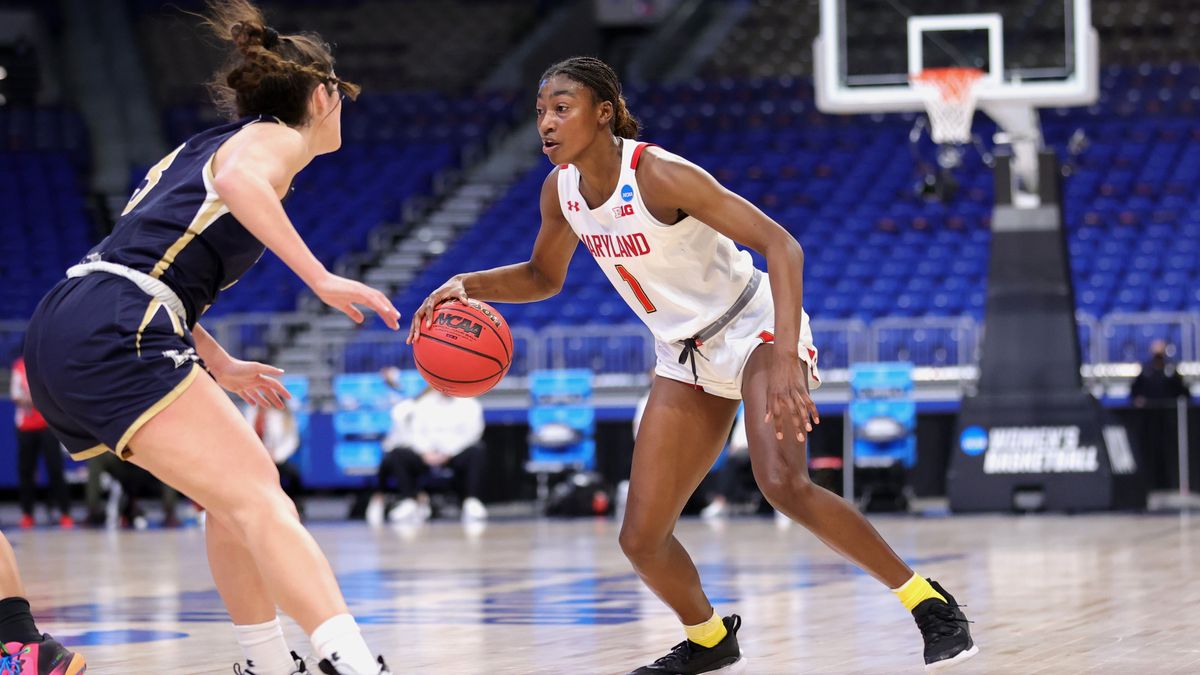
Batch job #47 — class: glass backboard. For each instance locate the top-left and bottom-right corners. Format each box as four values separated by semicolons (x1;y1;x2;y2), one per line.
815;0;1098;113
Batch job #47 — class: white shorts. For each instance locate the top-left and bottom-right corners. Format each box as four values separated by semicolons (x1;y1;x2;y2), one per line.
653;276;821;400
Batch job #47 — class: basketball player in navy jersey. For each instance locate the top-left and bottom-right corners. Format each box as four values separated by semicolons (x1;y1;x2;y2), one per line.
411;57;978;673
22;2;397;673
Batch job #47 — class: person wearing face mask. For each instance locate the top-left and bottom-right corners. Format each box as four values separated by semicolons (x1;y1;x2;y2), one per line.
1130;339;1191;491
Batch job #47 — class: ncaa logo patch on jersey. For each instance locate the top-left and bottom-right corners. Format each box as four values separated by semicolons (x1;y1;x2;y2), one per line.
620;184;634;202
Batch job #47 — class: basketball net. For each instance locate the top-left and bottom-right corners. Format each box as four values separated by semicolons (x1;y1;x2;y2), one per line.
911;67;985;145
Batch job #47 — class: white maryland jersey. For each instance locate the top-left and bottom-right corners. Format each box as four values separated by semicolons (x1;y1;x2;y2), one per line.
557;138;757;343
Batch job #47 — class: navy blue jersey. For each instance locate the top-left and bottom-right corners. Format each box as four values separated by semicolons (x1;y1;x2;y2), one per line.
84;115;285;326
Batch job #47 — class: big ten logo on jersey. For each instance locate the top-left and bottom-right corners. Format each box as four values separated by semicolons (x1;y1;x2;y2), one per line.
433;313;483;338
611;203;635;219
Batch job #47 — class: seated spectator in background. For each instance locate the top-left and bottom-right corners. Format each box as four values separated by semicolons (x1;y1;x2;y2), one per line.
372;386;489;523
636;399;788;526
84;452;181;528
11;355;73;528
699;408;753;520
244;402;304;518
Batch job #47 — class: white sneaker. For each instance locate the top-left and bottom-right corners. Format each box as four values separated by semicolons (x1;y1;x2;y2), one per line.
701;499;728;520
387;498;419;523
774;509;793;530
462;497;488;522
463;519;487;538
365;493;385;526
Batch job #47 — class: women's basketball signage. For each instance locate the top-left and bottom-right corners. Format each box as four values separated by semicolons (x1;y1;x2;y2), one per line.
973;426;1098;474
960;424;1137;476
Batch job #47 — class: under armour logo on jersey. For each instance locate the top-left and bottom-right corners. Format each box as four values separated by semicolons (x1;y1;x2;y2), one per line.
567;201;581;212
161;348;199;368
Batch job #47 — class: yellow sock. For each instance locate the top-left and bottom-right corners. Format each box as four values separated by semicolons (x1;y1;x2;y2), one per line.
684;609;727;648
892;573;946;612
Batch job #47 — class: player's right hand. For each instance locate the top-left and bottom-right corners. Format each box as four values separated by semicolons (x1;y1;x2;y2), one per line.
408;275;469;344
312;272;401;330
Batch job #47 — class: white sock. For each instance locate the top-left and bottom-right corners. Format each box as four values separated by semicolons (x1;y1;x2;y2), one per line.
234;616;296;675
310;614;377;674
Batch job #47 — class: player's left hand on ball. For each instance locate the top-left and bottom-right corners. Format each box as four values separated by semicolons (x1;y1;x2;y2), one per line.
408;275;470;344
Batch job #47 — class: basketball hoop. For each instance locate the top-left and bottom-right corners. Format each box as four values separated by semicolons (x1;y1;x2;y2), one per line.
911;67;985;145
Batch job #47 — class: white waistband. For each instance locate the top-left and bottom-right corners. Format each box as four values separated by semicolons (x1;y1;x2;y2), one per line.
66;261;188;323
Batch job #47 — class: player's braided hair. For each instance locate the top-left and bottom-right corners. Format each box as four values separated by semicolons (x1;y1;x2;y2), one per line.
199;0;359;125
541;56;640;139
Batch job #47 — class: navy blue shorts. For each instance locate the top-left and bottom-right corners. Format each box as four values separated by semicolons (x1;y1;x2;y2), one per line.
23;274;203;460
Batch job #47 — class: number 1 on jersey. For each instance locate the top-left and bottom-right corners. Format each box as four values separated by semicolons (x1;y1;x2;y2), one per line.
615;264;657;314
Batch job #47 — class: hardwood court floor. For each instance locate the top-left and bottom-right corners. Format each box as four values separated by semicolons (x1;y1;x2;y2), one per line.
10;513;1200;674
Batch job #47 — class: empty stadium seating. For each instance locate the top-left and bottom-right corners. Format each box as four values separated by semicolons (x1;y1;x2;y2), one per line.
134;0;536;103
1;105;92;320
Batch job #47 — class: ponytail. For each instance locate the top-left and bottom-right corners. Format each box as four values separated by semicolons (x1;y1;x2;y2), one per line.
613;95;641;139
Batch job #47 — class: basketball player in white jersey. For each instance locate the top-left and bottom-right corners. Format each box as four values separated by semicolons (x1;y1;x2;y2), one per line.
410;57;977;674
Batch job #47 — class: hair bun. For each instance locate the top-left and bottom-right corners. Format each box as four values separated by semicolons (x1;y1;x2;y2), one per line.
229;21;277;52
230;21;257;50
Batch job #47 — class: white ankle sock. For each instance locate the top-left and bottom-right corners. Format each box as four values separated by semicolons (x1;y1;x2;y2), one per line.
233;616;296;675
310;614;377;674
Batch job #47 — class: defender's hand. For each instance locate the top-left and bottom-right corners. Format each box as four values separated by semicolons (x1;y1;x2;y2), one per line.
212;358;291;409
312;272;401;330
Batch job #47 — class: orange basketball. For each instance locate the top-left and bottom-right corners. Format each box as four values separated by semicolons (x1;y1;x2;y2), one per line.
413;299;513;397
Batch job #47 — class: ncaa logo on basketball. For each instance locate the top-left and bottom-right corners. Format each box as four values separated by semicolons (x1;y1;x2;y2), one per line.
433;313;483;338
620;184;634;202
960;426;988;456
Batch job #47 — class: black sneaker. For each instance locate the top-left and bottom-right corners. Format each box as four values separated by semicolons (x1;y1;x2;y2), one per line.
627;615;745;674
913;580;978;671
317;654;391;675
